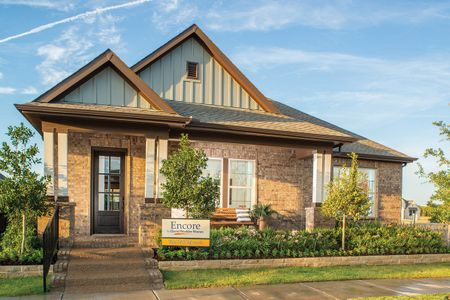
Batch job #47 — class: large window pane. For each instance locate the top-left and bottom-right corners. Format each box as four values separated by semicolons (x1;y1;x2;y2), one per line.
204;158;222;207
229;160;254;209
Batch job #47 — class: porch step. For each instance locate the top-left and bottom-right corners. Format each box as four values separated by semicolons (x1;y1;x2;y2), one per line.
64;246;164;294
73;235;138;248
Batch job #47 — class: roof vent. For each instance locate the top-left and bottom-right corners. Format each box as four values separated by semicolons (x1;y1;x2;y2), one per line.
186;61;198;80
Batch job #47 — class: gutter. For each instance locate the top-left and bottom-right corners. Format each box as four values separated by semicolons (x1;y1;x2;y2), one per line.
14;104;192;127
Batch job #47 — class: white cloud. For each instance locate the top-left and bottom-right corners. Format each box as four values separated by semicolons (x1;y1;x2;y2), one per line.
205;1;450;32
151;0;198;32
21;86;38;95
35;11;125;86
233;46;450;129
0;0;149;44
36;26;93;85
0;86;16;94
0;0;75;11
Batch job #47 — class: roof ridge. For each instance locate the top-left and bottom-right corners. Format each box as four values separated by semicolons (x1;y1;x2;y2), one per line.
130;24;280;114
31;49;177;114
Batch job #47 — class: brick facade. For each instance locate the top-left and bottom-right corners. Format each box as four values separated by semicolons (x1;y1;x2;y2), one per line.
67;131;146;238
170;140;320;230
57;132;404;243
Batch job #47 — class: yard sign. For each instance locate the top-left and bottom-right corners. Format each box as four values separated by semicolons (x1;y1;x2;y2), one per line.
161;219;210;247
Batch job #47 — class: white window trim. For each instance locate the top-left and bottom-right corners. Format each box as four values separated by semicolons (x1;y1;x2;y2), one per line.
333;166;378;218
206;157;224;208
227;158;257;209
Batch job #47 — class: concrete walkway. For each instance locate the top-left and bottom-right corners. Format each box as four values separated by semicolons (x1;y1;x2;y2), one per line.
8;277;450;300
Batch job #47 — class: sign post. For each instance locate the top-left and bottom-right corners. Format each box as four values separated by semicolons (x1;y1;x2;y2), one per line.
161;219;210;247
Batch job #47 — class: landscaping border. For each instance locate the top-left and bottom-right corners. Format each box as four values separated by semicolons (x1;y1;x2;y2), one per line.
158;253;450;271
0;265;52;278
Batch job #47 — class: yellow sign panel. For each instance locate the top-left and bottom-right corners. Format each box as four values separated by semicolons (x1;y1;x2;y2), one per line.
161;238;210;247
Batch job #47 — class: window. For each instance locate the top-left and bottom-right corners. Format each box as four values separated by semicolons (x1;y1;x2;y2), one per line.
333;166;377;217
228;159;255;209
186;61;199;80
409;208;417;217
203;158;223;207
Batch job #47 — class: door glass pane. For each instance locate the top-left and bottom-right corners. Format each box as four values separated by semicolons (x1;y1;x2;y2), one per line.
110;175;120;193
99;156;109;173
98;193;108;211
111;194;120;211
110;156;121;174
98;175;106;193
97;154;122;212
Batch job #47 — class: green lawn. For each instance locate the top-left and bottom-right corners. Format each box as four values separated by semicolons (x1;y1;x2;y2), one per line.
162;262;450;289
353;294;449;300
0;276;47;297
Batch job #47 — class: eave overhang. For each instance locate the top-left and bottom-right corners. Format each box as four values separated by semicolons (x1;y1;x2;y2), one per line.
15;103;191;135
333;151;417;164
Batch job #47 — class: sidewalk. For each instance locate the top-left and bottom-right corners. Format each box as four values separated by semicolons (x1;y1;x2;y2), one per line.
7;277;450;300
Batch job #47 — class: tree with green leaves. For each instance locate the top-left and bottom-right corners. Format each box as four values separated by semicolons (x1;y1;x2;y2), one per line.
160;134;219;218
321;152;371;250
417;121;449;223
0;123;49;256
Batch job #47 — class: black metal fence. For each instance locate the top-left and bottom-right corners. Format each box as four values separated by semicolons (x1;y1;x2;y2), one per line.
42;205;59;292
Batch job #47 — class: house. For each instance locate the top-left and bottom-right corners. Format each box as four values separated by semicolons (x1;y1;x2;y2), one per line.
402;199;421;222
16;24;415;246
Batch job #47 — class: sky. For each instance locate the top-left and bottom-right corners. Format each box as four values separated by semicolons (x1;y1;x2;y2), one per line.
0;0;448;204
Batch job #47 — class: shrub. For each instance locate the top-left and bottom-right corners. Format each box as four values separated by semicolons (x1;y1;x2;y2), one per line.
155;222;448;261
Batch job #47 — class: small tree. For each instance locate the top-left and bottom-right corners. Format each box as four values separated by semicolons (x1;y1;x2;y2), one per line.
321;152;371;250
160;134;219;218
417;121;449;223
0;124;49;255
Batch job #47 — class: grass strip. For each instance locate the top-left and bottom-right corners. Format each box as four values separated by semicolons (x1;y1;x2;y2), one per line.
162;262;450;289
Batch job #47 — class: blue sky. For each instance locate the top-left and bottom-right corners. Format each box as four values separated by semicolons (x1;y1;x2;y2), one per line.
0;0;449;204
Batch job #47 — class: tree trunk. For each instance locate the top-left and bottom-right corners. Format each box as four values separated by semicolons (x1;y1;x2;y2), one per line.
341;214;346;251
20;212;26;256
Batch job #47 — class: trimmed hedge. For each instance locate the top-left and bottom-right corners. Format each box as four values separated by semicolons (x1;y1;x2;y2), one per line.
156;223;449;261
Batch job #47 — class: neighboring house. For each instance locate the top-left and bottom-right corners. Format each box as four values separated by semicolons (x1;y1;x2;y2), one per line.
16;25;415;245
402;199;421;221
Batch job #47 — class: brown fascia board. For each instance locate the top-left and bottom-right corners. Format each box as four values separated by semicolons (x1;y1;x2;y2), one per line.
131;24;281;115
333;151;417;164
15;103;191;135
32;49;177;114
186;121;358;144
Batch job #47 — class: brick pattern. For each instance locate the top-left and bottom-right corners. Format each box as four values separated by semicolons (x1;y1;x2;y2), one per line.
159;253;450;271
38;202;76;248
139;203;171;247
68;132;146;237
62;132;404;239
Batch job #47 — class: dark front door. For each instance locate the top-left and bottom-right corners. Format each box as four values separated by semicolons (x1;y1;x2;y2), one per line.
93;151;124;234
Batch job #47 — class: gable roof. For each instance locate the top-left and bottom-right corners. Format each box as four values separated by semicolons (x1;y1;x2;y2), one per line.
33;49;177;114
131;24;281;114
